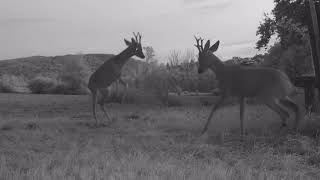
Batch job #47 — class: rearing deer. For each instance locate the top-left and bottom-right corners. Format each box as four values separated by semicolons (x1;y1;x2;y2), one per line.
194;36;301;136
88;33;145;126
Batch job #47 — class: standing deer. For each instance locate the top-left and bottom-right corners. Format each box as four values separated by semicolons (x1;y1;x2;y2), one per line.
194;36;301;136
97;78;128;105
88;32;145;126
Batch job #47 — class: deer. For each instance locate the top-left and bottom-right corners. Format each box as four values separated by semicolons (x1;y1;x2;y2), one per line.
97;78;128;105
194;36;301;136
88;32;145;126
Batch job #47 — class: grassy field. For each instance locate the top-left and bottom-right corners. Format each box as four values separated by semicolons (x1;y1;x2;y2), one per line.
0;93;320;180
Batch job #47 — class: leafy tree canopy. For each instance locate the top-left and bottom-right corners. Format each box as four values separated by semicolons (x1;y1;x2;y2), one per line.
256;0;319;49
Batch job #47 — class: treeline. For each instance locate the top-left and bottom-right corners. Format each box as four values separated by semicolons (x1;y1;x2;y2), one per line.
1;0;316;101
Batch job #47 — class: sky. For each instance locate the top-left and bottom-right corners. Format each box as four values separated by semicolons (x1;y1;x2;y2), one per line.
0;0;274;61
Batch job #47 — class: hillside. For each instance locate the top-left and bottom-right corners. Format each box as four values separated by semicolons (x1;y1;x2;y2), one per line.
0;54;147;80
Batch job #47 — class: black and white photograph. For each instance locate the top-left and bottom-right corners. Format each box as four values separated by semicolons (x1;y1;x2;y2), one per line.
0;0;320;179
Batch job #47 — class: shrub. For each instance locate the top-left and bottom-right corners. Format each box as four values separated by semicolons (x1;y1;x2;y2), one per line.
57;57;90;95
28;58;91;95
0;74;27;93
0;77;15;93
28;76;57;94
97;82;131;104
51;82;89;95
141;67;172;105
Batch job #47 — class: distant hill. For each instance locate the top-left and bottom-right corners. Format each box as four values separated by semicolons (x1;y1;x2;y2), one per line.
0;54;147;80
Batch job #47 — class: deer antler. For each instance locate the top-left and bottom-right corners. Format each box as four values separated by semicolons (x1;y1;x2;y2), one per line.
133;32;137;42
133;32;142;43
137;32;142;43
194;36;204;52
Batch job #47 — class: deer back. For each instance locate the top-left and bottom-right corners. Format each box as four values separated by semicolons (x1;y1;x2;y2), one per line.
218;65;293;98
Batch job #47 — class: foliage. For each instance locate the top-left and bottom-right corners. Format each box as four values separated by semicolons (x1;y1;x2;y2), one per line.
0;74;26;93
165;49;217;92
0;48;221;96
28;76;57;94
143;46;156;64
57;57;90;95
28;57;90;95
256;0;315;49
256;13;276;50
263;42;313;79
256;0;315;78
141;65;176;105
97;82;129;104
261;41;313;80
225;56;263;66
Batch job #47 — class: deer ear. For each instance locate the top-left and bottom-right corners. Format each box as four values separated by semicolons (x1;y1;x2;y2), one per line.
209;40;220;52
124;39;132;46
204;40;210;50
131;37;137;44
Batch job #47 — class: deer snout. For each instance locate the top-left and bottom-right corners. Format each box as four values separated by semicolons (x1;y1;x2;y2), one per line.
137;53;145;59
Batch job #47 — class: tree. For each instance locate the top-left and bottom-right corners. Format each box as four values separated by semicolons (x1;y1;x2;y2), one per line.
263;42;313;80
143;46;155;64
143;46;156;74
256;0;314;79
167;50;181;68
256;0;314;49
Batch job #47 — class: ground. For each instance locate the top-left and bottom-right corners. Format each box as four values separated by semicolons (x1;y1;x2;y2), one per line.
0;93;319;180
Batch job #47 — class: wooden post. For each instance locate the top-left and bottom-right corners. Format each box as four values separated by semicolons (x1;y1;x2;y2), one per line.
308;0;320;93
294;76;316;111
303;0;320;113
305;82;315;111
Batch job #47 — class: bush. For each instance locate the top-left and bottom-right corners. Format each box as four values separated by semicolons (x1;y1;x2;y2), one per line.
51;83;88;95
0;76;15;93
97;82;131;104
28;57;91;95
57;58;90;95
0;83;14;93
141;67;172;105
28;76;57;94
0;74;27;93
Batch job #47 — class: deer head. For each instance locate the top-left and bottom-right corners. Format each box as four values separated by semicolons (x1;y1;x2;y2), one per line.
194;36;220;74
124;32;145;59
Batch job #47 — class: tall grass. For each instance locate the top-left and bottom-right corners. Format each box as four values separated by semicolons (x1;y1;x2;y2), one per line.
0;93;319;180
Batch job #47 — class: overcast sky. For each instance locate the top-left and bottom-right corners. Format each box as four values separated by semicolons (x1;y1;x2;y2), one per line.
0;0;274;61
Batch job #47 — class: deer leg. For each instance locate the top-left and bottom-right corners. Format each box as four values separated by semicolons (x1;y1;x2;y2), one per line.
123;82;128;103
91;89;99;126
119;78;128;104
98;89;112;122
201;96;225;135
279;97;301;130
264;99;290;128
240;97;245;136
100;104;112;122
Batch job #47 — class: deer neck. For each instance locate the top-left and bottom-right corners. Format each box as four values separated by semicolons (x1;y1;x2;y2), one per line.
207;53;225;79
113;46;135;66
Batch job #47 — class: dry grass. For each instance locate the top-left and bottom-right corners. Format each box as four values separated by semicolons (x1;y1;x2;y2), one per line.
0;93;319;180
